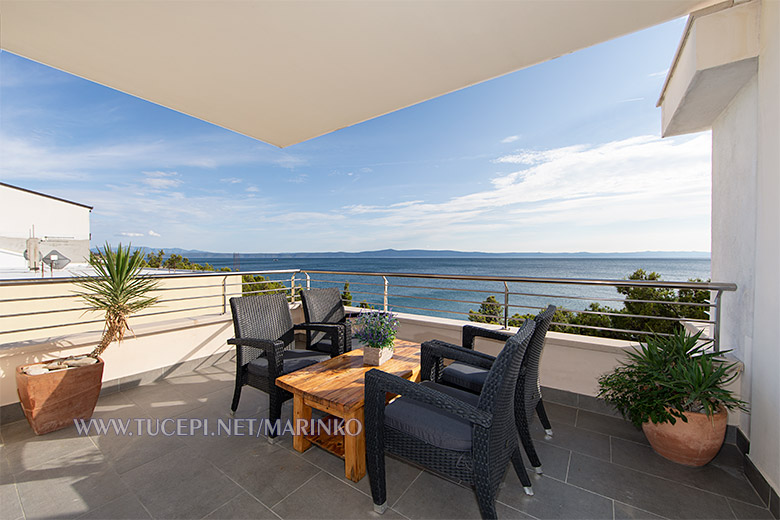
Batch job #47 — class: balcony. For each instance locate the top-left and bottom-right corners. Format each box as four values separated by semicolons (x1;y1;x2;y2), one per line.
0;348;769;520
0;268;773;519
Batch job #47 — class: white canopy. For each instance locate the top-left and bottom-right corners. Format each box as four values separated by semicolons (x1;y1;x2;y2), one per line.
0;0;718;147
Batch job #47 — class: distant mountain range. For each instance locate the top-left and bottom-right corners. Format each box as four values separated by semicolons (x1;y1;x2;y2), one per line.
117;247;710;259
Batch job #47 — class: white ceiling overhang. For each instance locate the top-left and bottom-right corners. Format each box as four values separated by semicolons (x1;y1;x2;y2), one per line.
0;0;720;148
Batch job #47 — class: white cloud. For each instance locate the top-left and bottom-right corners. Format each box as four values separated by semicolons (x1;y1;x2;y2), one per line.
501;135;522;144
142;171;181;190
648;68;670;78
617;98;644;103
338;134;711;251
246;186;260;192
287;174;308;184
148;230;161;237
220;177;242;184
275;154;307;169
117;232;144;237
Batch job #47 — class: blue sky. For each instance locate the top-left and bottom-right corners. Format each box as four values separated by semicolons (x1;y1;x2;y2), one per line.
0;17;711;254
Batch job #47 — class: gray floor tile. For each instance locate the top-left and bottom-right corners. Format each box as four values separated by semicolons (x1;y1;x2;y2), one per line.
540;387;579;408
542;401;577;427
712;443;746;470
610;437;764;506
576;409;649;445
15;448;130;519
567;451;735;519
120;447;242;519
393;470;502;519
91;426;188;474
614;501;668;519
531;421;611;461
217;440;321;507
204;491;278;519
521;439;571;481
122;382;205;419
498;470;613;519
578;395;622;418
76;492;152;519
0;473;23;520
728;499;775;520
2;420;97;475
91;391;150;422
301;446;422;507
272;471;403;519
161;371;234;399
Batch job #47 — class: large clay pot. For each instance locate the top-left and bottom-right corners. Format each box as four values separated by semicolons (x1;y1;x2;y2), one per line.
16;357;104;435
642;406;727;466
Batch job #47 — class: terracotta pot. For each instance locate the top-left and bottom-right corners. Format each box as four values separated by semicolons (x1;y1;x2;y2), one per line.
16;357;104;435
363;346;394;366
642;406;727;466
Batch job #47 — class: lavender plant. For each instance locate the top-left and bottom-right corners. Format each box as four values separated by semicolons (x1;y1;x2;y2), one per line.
354;311;400;350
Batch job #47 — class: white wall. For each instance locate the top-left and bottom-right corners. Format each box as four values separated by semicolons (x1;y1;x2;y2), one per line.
711;75;757;434
749;0;780;493
0;185;91;241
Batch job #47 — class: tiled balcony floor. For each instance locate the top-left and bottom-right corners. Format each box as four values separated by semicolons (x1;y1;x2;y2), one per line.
0;361;772;520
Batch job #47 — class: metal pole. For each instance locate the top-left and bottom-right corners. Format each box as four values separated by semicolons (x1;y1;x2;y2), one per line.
291;273;296;301
222;276;227;314
305;272;311;289
383;276;389;312
503;281;509;329
713;290;723;352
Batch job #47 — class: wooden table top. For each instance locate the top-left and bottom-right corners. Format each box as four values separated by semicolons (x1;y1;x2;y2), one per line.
276;340;420;414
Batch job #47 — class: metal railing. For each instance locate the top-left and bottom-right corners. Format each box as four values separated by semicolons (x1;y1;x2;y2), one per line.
300;270;736;351
0;268;736;351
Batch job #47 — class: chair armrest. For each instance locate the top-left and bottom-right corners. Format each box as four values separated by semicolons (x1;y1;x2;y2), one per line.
364;369;492;428
462;324;514;350
420;339;496;383
227;337;286;376
295;322;344;357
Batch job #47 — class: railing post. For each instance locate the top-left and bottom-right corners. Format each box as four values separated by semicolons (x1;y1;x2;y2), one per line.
305;272;311;289
713;290;723;352
290;273;296;301
503;281;510;329
222;275;227;314
383;276;389;312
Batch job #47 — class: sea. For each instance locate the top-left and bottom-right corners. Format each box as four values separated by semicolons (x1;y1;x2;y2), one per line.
188;257;711;320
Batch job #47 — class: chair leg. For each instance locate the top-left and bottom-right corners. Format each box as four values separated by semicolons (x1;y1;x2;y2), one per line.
230;381;242;415
536;400;553;438
366;435;387;514
516;413;543;474
474;480;498;520
267;392;284;442
511;448;534;496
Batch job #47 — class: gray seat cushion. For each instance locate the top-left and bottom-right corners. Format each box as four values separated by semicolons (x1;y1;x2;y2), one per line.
441;361;488;394
384;381;479;452
247;349;329;377
310;338;334;354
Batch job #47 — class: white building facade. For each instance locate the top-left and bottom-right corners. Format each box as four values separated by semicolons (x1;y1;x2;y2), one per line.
0;182;92;268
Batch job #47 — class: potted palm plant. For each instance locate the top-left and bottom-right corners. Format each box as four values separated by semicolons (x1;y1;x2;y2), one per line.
598;329;748;466
16;243;159;434
355;311;399;366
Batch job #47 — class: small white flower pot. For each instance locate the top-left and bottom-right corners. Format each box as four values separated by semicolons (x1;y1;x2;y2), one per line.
363;346;394;366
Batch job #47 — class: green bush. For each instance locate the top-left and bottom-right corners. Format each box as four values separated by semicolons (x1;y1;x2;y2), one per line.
597;330;747;427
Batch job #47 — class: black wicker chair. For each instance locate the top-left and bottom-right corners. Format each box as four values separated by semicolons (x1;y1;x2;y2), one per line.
228;293;344;440
365;320;536;519
420;305;556;475
300;287;355;355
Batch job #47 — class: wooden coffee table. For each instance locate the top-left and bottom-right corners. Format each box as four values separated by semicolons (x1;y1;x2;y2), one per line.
276;340;420;482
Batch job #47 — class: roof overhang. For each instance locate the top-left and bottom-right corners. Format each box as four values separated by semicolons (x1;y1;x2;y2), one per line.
1;0;720;147
658;0;759;137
